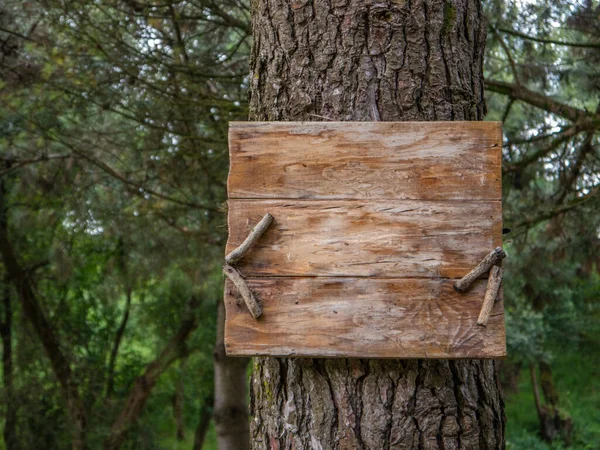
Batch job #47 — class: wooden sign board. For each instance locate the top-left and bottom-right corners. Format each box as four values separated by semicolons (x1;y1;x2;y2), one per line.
224;122;505;359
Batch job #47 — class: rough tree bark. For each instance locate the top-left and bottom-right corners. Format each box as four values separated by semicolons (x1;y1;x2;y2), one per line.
248;1;506;449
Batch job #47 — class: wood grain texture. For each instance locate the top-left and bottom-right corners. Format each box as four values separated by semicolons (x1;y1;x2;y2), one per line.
228;121;502;201
226;199;502;278
224;277;506;358
226;121;504;359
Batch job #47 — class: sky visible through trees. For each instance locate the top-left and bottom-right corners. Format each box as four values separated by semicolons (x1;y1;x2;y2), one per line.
0;0;599;449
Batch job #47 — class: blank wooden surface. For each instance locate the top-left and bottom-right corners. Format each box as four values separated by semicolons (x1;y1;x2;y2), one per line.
224;278;506;358
228;121;502;201
225;121;504;359
227;199;502;278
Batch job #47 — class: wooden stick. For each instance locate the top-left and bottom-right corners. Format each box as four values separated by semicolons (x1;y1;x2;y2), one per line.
223;264;262;319
225;213;274;265
454;247;506;293
477;265;503;327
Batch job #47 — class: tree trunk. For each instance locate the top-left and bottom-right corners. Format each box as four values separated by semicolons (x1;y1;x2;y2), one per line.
0;169;87;450
173;360;186;441
103;299;200;450
248;1;505;449
525;283;572;445
1;281;19;450
193;400;213;450
105;237;133;399
1;172;18;450
533;361;572;444
213;301;250;449
105;285;132;399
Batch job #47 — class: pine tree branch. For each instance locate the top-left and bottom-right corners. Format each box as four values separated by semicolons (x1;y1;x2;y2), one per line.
498;27;600;49
504;126;582;172
0;154;72;177
485;80;600;125
514;184;600;230
491;28;521;86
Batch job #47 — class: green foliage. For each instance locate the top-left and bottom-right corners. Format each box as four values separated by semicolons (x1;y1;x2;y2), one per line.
1;0;248;447
484;2;600;447
0;0;598;448
505;340;600;450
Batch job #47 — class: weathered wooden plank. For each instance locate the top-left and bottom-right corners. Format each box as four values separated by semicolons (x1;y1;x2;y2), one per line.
226;199;502;278
225;121;505;358
224;277;506;359
228;121;502;201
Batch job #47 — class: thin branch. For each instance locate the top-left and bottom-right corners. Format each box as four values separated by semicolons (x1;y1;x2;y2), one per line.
0;25;37;43
485;80;600;125
491;28;521;86
556;134;595;203
505;126;582;172
498;27;600;49
514;184;600;231
501;99;514;123
530;363;544;419
196;0;250;33
0;154;72;177
225;213;274;264
505;127;571;146
40;136;219;213
105;285;132;399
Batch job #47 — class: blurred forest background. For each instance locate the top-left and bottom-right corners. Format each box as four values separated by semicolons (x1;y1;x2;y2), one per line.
0;0;599;449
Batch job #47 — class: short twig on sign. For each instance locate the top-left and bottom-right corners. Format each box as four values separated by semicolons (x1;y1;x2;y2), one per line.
225;213;274;265
477;266;503;327
454;247;506;293
223;264;262;319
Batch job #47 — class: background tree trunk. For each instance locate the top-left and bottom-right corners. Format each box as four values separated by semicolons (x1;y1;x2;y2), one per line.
1;173;19;450
105;237;133;400
193;399;213;450
213;301;250;449
0;170;87;450
173;360;186;441
248;1;505;448
538;361;572;444
103;298;200;450
1;281;19;450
